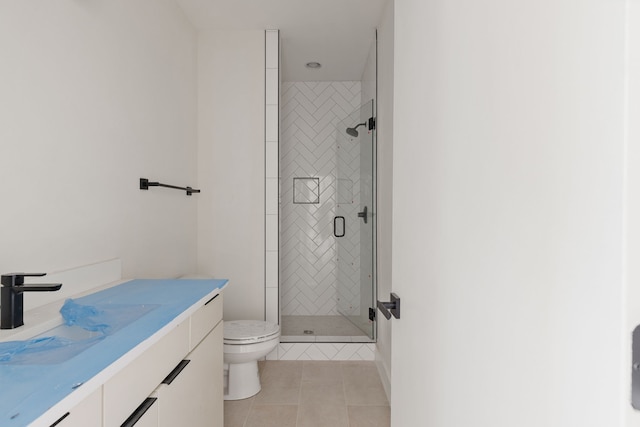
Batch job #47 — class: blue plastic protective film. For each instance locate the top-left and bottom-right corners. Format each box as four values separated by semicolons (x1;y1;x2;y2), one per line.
0;335;105;365
0;278;227;426
0;299;159;365
60;299;159;335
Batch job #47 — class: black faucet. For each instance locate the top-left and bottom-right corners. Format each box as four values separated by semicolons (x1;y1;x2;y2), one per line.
1;273;62;329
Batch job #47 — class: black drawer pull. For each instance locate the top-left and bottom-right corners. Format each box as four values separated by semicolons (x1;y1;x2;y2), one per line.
50;412;70;427
162;359;191;385
121;398;157;427
205;293;219;305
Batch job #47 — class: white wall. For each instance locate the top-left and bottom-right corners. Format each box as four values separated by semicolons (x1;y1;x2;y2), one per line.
375;0;394;400
0;1;198;287
391;0;626;426
197;30;266;321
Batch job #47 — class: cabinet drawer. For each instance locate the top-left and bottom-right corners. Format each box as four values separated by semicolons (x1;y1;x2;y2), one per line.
190;293;222;350
51;387;102;427
103;322;189;427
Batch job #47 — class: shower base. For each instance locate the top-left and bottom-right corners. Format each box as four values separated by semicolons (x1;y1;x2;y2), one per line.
280;315;374;343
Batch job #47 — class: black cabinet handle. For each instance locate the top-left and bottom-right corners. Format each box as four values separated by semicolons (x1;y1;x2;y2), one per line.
162;360;191;385
121;398;157;427
49;412;70;427
205;293;219;305
334;216;345;237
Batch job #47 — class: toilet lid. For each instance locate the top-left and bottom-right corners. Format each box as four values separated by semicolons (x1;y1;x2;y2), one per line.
223;320;280;343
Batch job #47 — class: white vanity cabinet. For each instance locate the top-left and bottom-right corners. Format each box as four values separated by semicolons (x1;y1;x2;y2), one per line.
102;293;224;427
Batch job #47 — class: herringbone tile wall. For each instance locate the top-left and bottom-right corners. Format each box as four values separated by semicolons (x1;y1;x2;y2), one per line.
280;81;361;316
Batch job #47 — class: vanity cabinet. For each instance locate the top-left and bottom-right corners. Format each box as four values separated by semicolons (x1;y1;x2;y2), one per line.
102;293;223;427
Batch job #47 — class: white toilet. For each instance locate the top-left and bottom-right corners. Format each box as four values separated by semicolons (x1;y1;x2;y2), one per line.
223;320;280;400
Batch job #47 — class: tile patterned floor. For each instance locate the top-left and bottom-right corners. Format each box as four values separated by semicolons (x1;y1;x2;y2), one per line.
224;361;390;427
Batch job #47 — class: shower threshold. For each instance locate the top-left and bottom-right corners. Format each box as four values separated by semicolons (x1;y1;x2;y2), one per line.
280;315;374;343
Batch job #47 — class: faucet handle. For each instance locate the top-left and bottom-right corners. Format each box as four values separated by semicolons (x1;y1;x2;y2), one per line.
1;273;46;287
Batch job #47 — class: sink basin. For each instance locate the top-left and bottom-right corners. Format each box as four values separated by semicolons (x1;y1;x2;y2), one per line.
0;301;159;365
34;324;102;341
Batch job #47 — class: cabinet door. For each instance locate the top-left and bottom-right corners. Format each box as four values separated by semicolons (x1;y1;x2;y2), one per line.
53;387;102;427
157;323;223;427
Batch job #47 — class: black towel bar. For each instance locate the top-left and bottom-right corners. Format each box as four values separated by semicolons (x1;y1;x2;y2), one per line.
140;178;200;196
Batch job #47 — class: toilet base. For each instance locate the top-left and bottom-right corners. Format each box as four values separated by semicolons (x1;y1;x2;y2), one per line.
224;360;261;400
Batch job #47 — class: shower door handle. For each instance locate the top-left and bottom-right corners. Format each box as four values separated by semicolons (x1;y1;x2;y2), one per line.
334;216;345;238
357;206;368;224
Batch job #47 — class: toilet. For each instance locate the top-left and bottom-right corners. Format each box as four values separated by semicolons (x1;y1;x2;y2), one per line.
223;320;280;400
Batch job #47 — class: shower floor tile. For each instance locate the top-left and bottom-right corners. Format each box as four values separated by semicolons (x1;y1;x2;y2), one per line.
224;361;389;427
281;315;371;339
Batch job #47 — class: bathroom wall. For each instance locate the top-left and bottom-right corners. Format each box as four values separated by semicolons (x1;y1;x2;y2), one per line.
197;30;266;321
0;1;198;285
280;81;361;316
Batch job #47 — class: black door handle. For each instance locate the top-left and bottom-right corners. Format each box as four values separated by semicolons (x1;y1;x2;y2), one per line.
377;293;400;319
334;216;345;237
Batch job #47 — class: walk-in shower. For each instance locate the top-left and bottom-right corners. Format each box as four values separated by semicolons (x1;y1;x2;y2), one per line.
279;70;377;344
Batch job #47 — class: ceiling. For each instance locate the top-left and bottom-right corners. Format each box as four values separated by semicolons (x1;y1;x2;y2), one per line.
174;0;388;81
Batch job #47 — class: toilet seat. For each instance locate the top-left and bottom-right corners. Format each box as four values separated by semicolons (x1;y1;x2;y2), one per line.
223;320;280;345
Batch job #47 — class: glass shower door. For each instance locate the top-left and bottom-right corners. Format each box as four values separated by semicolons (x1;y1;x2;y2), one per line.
335;99;376;340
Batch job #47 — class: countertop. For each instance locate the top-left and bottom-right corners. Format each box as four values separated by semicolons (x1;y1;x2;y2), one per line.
0;278;228;427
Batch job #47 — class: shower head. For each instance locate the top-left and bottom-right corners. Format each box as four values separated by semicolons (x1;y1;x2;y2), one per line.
346;122;366;138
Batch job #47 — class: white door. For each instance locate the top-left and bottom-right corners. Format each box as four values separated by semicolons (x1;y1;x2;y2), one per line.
390;0;626;426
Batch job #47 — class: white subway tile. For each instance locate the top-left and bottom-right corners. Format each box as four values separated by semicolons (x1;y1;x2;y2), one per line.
266;178;278;214
265;30;279;69
265;105;278;142
266;214;278;251
266;69;279;105
266;250;278;288
265;287;279;324
265;141;279;178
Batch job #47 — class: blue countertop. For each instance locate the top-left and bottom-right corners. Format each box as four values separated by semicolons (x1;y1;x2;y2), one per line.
0;278;227;426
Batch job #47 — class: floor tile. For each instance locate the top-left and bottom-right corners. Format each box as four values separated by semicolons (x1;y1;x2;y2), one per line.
341;361;380;385
348;405;391;427
300;380;345;406
261;361;303;387
224;396;254;427
302;361;344;383
238;360;389;426
344;381;389;406
254;381;301;405
297;403;349;427
244;404;298;427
